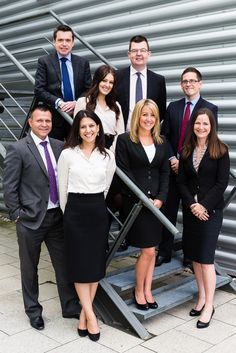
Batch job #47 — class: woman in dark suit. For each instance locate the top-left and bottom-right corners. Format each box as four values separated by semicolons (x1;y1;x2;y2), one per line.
177;108;230;328
116;99;169;310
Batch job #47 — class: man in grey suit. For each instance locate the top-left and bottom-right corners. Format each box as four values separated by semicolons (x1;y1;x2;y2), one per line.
35;24;92;140
3;105;80;330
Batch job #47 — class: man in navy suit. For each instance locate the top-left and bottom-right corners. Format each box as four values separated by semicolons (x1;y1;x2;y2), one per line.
156;67;218;267
116;35;166;130
35;25;91;140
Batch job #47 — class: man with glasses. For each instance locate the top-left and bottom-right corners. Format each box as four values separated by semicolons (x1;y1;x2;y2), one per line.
116;35;166;131
156;67;218;268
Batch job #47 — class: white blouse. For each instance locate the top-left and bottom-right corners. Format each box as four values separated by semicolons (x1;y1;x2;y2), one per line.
142;144;155;163
74;97;125;151
58;147;116;212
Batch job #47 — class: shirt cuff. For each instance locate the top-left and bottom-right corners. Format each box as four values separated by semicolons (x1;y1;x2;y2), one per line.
55;98;63;109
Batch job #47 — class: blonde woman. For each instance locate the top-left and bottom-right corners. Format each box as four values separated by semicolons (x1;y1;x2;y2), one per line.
116;99;169;310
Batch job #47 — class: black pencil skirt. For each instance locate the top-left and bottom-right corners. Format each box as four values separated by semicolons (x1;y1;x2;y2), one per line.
63;193;109;283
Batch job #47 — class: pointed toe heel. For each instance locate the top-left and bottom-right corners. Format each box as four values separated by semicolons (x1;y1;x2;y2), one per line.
189;305;205;317
197;307;215;329
133;289;149;310
88;330;100;341
77;328;88;337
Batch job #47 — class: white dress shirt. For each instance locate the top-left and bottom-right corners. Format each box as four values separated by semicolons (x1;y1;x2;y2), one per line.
127;66;147;131
58;146;116;212
30;131;59;209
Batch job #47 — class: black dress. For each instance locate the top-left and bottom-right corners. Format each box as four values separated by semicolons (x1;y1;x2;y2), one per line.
178;150;230;264
116;133;169;248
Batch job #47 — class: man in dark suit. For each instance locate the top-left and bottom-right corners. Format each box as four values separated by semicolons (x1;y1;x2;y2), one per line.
116;35;166;130
3;105;80;330
34;24;91;140
156;67;218;267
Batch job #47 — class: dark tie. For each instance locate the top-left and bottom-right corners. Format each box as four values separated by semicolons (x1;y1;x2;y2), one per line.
135;72;143;103
178;101;191;154
60;57;73;101
40;141;58;204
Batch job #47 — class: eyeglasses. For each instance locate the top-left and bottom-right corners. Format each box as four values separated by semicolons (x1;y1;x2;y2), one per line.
129;48;149;54
181;79;200;85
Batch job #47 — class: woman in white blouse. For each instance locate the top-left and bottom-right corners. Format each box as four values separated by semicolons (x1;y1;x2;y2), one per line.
74;65;125;151
58;110;116;342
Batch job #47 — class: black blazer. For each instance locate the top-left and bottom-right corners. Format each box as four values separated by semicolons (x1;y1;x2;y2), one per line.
116;67;166;128
177;150;230;212
34;51;92;106
116;133;169;202
161;97;218;158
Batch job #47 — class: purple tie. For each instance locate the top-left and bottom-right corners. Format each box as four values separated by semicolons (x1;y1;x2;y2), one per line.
135;72;143;103
40;141;58;204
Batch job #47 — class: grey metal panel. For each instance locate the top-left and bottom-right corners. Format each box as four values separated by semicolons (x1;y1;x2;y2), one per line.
0;0;235;273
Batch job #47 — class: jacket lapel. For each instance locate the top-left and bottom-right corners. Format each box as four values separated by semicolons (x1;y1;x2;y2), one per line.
51;51;61;81
26;135;48;177
49;138;61;161
71;54;80;94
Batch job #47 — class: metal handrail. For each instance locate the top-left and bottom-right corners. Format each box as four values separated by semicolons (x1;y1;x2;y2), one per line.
0;83;27;116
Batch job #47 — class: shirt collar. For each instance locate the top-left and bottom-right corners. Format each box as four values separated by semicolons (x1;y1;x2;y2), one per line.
130;65;147;77
185;95;200;105
57;53;72;62
30;131;49;147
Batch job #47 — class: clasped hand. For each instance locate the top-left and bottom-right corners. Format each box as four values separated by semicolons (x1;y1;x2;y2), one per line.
190;203;209;221
149;198;163;209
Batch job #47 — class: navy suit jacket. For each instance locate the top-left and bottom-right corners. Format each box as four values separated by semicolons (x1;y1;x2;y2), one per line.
34;51;91;107
161;97;218;158
116;67;166;128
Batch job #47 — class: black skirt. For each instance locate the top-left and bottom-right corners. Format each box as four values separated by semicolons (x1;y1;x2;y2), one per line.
182;207;223;264
121;194;163;248
64;193;109;283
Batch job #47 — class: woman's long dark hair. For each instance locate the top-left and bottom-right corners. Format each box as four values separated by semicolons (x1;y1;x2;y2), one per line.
85;65;120;119
64;110;108;157
182;107;228;159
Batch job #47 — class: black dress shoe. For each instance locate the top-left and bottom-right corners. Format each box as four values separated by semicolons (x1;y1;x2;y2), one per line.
133;290;149;310
30;316;44;330
147;301;158;309
77;328;88;337
88;330;100;341
197;307;215;329
189;305;205;317
63;313;80;320
155;255;171;267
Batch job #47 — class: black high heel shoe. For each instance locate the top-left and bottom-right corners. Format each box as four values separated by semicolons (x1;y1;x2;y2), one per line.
197;307;215;329
133;289;149;310
189;304;205;317
147;300;158;309
77;328;88;337
88;330;100;341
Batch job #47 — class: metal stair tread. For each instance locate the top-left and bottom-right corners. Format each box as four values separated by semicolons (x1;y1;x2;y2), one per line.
107;255;184;292
129;274;231;320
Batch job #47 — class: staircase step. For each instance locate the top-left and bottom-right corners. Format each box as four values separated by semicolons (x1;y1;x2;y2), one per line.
129;274;231;321
107;255;184;293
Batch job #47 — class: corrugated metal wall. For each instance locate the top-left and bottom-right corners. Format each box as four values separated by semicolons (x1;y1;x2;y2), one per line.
0;0;235;273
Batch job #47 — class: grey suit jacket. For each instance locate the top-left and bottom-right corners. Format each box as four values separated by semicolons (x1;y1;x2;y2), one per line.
34;51;92;106
3;134;64;230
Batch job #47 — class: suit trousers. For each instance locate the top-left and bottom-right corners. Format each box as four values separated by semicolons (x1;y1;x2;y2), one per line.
16;208;79;318
159;173;180;257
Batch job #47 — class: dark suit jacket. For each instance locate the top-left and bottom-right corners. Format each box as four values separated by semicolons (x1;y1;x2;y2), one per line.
3;134;64;230
161;97;218;158
177;150;230;212
116;133;169;202
34;51;92;107
116;67;166;128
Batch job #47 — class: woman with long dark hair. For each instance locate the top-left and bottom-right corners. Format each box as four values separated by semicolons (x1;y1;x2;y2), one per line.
177;107;229;328
74;65;124;150
58;110;116;341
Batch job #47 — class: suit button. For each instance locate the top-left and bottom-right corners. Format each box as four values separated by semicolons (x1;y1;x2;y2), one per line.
148;176;151;180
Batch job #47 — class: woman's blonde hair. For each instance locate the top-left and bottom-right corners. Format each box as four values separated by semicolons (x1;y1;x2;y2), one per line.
130;99;163;144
